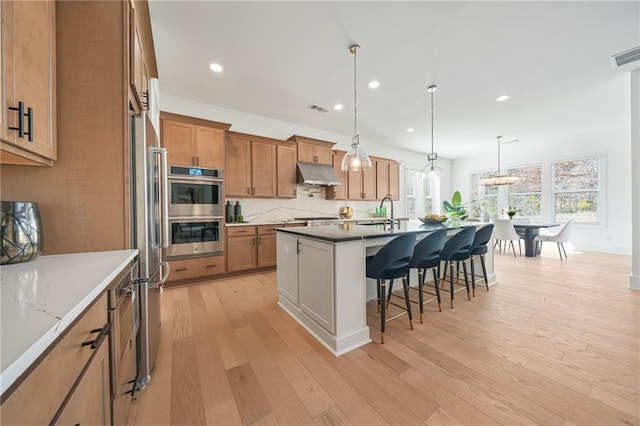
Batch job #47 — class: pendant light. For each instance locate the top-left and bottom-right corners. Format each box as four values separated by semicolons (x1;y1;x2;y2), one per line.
480;136;520;186
425;84;439;175
422;84;442;214
341;44;372;172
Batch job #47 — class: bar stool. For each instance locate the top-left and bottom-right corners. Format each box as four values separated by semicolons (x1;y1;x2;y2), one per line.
469;224;494;296
366;233;416;344
409;229;447;323
439;227;476;309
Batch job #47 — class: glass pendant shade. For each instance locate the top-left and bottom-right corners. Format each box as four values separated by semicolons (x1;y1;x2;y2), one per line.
341;44;372;172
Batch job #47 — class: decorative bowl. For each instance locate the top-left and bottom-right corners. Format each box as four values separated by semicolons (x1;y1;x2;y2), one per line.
419;216;448;225
1;201;43;265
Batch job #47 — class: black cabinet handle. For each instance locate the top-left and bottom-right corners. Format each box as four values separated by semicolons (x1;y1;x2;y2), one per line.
142;90;149;109
25;106;33;141
81;323;110;349
175;268;187;272
8;101;25;138
125;379;138;396
205;264;217;268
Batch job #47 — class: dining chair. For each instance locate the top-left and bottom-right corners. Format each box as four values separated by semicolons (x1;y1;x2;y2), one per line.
439;227;475;309
469;224;494;296
534;220;573;260
493;219;522;257
366;233;416;343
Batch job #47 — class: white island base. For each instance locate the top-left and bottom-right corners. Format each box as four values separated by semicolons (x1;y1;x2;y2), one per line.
276;223;496;356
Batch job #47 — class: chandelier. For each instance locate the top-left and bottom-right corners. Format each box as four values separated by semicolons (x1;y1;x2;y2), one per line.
480;136;520;186
341;44;372;172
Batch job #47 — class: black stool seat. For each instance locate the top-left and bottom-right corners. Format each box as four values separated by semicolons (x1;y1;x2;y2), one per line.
469;224;494;296
440;227;476;308
406;229;447;323
366;233;416;344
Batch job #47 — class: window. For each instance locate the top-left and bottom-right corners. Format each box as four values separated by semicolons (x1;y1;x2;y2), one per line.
506;164;542;221
405;169;439;218
470;171;498;220
405;169;419;216
553;157;602;223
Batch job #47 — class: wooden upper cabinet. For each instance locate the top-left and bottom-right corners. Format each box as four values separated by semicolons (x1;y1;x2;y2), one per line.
326;150;348;200
251;140;277;197
1;0;56;166
195;126;225;169
287;135;335;165
162;119;225;169
388;161;400;200
226;135;252;197
277;143;297;198
362;163;376;200
375;158;400;200
347;169;363;200
163;119;195;167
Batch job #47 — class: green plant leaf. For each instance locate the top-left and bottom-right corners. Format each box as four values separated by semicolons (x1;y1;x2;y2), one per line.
452;191;462;207
443;200;454;212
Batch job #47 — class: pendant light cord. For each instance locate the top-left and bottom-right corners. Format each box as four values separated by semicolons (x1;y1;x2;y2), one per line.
351;44;359;146
496;135;502;174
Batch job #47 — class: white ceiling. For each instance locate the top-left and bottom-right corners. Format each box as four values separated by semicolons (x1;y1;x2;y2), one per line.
148;1;640;160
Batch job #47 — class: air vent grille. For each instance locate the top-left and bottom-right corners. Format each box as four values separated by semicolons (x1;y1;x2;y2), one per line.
611;46;640;68
309;104;329;113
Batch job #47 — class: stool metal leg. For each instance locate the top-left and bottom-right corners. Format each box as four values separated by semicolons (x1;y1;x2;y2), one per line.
480;255;489;291
386;278;395;308
462;261;471;301
380;280;386;344
449;261;455;309
432;267;442;312
376;279;381;313
402;275;414;330
470;257;476;297
418;268;425;323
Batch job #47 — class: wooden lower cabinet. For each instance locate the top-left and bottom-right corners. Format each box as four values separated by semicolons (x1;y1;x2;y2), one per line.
53;335;111;425
166;255;226;284
227;230;257;272
257;225;277;267
0;294;109;424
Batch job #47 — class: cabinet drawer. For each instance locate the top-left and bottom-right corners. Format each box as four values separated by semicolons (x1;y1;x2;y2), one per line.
227;226;256;237
1;294;108;424
168;255;226;282
257;225;277;235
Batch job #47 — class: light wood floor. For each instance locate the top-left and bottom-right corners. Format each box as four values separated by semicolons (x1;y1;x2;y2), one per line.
129;250;639;425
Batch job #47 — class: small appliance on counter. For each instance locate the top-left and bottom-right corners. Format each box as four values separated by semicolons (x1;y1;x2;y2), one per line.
1;201;43;265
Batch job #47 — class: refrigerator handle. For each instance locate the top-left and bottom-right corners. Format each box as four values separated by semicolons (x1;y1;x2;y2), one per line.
151;146;170;248
159;261;170;285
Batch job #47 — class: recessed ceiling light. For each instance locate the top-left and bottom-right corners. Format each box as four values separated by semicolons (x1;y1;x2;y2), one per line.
406;128;415;132
368;81;380;89
209;63;223;73
334;104;343;110
496;95;510;102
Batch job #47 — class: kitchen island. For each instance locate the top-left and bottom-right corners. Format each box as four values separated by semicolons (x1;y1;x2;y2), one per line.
276;221;495;355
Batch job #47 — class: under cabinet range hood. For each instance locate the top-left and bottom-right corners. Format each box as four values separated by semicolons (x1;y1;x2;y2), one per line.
296;161;341;186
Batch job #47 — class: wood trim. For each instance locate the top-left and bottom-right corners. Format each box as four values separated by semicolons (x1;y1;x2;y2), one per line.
369;155;399;164
226;130;289;146
0;142;53;166
130;0;158;78
160;111;231;131
286;134;336;148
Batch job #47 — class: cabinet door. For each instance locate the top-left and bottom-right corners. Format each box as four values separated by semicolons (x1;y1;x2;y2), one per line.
347;169;363;200
326;151;348;200
227;235;257;271
388;162;400;201
251;140;277;197
1;0;56;163
53;334;111;426
162;120;195;167
225;136;252;197
376;161;390;199
362;163;377;200
277;144;297;198
296;142;316;163
195;126;225;169
276;234;299;304
314;145;332;165
298;238;335;333
257;234;276;267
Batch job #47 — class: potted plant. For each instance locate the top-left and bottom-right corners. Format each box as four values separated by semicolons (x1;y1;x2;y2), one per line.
443;191;468;224
502;206;521;219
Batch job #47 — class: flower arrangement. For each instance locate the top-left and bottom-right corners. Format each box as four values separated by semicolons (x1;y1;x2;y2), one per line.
502;206;521;219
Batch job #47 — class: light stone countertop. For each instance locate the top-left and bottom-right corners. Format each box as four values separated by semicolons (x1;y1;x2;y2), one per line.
0;249;138;395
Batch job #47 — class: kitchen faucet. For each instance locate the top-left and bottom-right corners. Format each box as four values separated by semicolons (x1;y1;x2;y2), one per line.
379;196;394;231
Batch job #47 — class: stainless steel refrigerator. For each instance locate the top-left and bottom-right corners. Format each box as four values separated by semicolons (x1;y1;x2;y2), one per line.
130;111;169;390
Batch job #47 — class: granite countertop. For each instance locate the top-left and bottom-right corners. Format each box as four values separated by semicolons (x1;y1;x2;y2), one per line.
277;219;477;242
0;249;138;396
225;217;411;227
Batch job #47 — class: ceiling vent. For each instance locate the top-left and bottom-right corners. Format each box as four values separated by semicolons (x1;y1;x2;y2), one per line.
611;46;640;71
308;104;329;113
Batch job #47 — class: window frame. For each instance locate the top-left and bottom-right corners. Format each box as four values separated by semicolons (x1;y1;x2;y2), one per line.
551;154;606;226
469;169;499;221
506;162;543;221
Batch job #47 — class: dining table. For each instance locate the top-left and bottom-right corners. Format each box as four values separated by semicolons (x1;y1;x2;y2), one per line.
512;223;560;257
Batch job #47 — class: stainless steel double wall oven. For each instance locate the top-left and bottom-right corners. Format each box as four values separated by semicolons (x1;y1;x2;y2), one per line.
166;166;224;258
